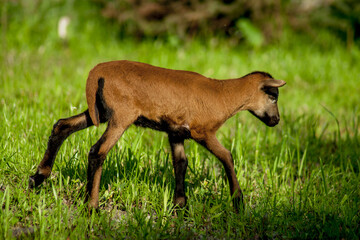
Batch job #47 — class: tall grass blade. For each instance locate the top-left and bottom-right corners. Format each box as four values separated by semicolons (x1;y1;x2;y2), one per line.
298;146;307;178
319;158;328;196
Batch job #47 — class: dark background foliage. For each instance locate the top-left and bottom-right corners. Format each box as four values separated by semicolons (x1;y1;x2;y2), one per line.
92;0;360;46
2;0;359;48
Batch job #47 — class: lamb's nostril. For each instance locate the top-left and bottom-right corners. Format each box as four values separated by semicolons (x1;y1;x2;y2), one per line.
266;116;280;127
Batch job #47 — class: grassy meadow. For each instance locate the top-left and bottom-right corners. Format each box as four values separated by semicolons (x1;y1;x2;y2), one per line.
1;3;360;239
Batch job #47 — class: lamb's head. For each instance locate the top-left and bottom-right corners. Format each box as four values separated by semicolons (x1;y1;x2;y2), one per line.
248;77;286;127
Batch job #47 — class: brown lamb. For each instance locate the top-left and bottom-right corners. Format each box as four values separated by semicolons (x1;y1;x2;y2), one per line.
29;60;286;211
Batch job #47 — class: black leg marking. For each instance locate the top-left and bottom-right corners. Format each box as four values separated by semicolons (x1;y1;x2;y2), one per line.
29;110;93;189
169;135;188;208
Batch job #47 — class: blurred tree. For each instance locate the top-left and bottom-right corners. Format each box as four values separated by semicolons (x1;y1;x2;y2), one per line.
3;0;359;47
288;0;360;48
318;0;360;48
93;0;284;42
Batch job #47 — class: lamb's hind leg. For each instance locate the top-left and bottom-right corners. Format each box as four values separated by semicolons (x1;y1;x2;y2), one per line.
29;110;93;188
86;119;127;209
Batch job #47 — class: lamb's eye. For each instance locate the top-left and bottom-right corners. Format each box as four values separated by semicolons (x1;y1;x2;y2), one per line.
269;95;277;103
263;87;279;104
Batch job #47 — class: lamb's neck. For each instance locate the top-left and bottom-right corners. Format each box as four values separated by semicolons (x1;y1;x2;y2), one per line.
219;77;253;118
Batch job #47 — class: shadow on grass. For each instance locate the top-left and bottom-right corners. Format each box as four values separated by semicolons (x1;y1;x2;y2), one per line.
280;113;360;173
57;135;214;202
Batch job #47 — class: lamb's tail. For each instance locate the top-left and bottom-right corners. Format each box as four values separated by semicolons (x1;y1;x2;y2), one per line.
86;75;103;127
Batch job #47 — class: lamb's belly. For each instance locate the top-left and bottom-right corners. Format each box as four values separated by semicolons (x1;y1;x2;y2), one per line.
133;116;191;139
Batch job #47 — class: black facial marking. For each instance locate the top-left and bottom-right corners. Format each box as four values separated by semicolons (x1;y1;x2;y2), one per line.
96;78;113;123
263;87;279;100
249;110;279;127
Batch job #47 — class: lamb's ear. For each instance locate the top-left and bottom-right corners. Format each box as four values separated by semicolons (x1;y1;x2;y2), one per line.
262;79;286;88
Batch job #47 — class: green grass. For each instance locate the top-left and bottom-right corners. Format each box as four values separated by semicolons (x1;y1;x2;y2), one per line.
1;3;360;238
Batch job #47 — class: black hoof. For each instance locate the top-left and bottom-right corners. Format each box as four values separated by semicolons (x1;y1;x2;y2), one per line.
28;174;45;189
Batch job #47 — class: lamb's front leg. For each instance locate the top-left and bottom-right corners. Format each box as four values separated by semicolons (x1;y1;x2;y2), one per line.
169;135;188;208
199;134;244;211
